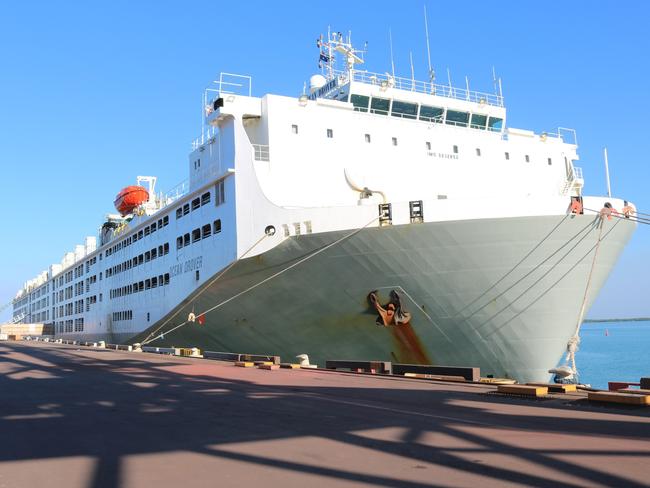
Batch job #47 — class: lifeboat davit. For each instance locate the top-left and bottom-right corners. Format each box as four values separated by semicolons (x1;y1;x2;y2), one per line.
114;186;149;216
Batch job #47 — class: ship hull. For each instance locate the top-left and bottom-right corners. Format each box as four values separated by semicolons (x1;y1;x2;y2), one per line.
126;213;634;383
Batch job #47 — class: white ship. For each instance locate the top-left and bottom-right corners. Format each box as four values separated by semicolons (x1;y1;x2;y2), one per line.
12;32;636;382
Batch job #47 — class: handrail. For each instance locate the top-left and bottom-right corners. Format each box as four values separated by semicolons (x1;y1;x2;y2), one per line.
337;69;504;107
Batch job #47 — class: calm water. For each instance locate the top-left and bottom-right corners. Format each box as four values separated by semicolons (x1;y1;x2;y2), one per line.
578;321;650;389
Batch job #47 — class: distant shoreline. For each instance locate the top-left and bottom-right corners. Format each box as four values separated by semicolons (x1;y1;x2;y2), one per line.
584;318;650;323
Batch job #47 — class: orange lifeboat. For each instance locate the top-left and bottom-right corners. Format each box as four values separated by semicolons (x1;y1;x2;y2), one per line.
114;186;149;216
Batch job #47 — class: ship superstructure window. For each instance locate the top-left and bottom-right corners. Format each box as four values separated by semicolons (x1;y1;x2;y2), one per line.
419;105;445;123
547;157;552;166
350;94;369;112
470;114;487;130
446;110;469;127
176;208;182;219
202;224;211;238
201;192;211;206
370;97;390;115
525;155;530;163
365;134;371;143
505;152;510;160
392;137;398;146
326;129;333;138
391;100;417;119
176;236;182;249
215;180;225;206
192;198;201;211
183;203;190;215
192;228;201;242
184;233;190;246
453;145;458;154
291;124;298;134
488;117;503;132
213;219;222;234
426;142;431;150
476;148;481;156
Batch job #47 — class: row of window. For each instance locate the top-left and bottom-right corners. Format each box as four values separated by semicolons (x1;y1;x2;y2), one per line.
73;264;84;279
106;215;170;257
85;256;97;274
176;220;222;249
109;273;171;299
32;310;49;322
176;191;211;219
56;318;83;333
106;243;170;278
349;94;503;131
113;310;133;322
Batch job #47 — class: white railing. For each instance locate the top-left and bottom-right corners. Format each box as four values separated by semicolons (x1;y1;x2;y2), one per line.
338;69;504;107
252;144;269;162
162;179;190;204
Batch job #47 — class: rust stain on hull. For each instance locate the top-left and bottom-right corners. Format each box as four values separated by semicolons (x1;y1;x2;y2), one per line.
390;323;431;364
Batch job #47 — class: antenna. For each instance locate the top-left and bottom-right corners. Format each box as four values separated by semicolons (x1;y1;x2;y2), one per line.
447;67;452;94
389;27;396;78
498;77;503;105
492;66;498;95
409;51;415;89
604;147;612;197
465;76;470;100
424;5;433;81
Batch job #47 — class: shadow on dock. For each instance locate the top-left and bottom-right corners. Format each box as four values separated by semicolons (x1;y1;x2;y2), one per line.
1;342;649;488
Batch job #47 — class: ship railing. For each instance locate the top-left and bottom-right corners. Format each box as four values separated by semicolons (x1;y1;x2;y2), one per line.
192;125;218;150
252;144;270;162
162;179;190;204
338;69;504;107
541;127;578;146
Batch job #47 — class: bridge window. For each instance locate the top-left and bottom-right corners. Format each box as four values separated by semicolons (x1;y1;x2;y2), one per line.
326;129;333;138
350;94;369;112
365;134;371;143
488;117;503;132
476;148;481;156
525;155;530;163
453;145;458;154
419;105;444;123
470;114;487;130
291;124;298;134
446;110;469;127
426;141;431;150
370;97;390;115
391;100;417;119
547;157;552;166
505;152;510;160
392;137;398;146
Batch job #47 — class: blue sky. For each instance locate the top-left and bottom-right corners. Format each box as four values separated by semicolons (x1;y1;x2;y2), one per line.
1;1;649;320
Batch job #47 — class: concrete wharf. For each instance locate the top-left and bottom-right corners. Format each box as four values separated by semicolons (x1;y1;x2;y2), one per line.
1;341;648;488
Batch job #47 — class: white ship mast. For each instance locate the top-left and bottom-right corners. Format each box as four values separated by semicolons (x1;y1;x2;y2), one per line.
318;29;366;82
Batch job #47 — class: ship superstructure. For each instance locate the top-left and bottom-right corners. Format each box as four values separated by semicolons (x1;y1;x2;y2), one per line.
12;31;635;382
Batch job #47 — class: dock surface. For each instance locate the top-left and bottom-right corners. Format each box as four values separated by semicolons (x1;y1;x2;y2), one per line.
1;341;649;488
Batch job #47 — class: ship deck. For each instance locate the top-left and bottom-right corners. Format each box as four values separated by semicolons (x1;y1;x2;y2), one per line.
1;340;648;488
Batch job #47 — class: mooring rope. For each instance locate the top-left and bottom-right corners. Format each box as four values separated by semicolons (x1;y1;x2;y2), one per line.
141;233;270;344
485;218;621;339
452;214;570;319
142;215;379;345
564;215;606;376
